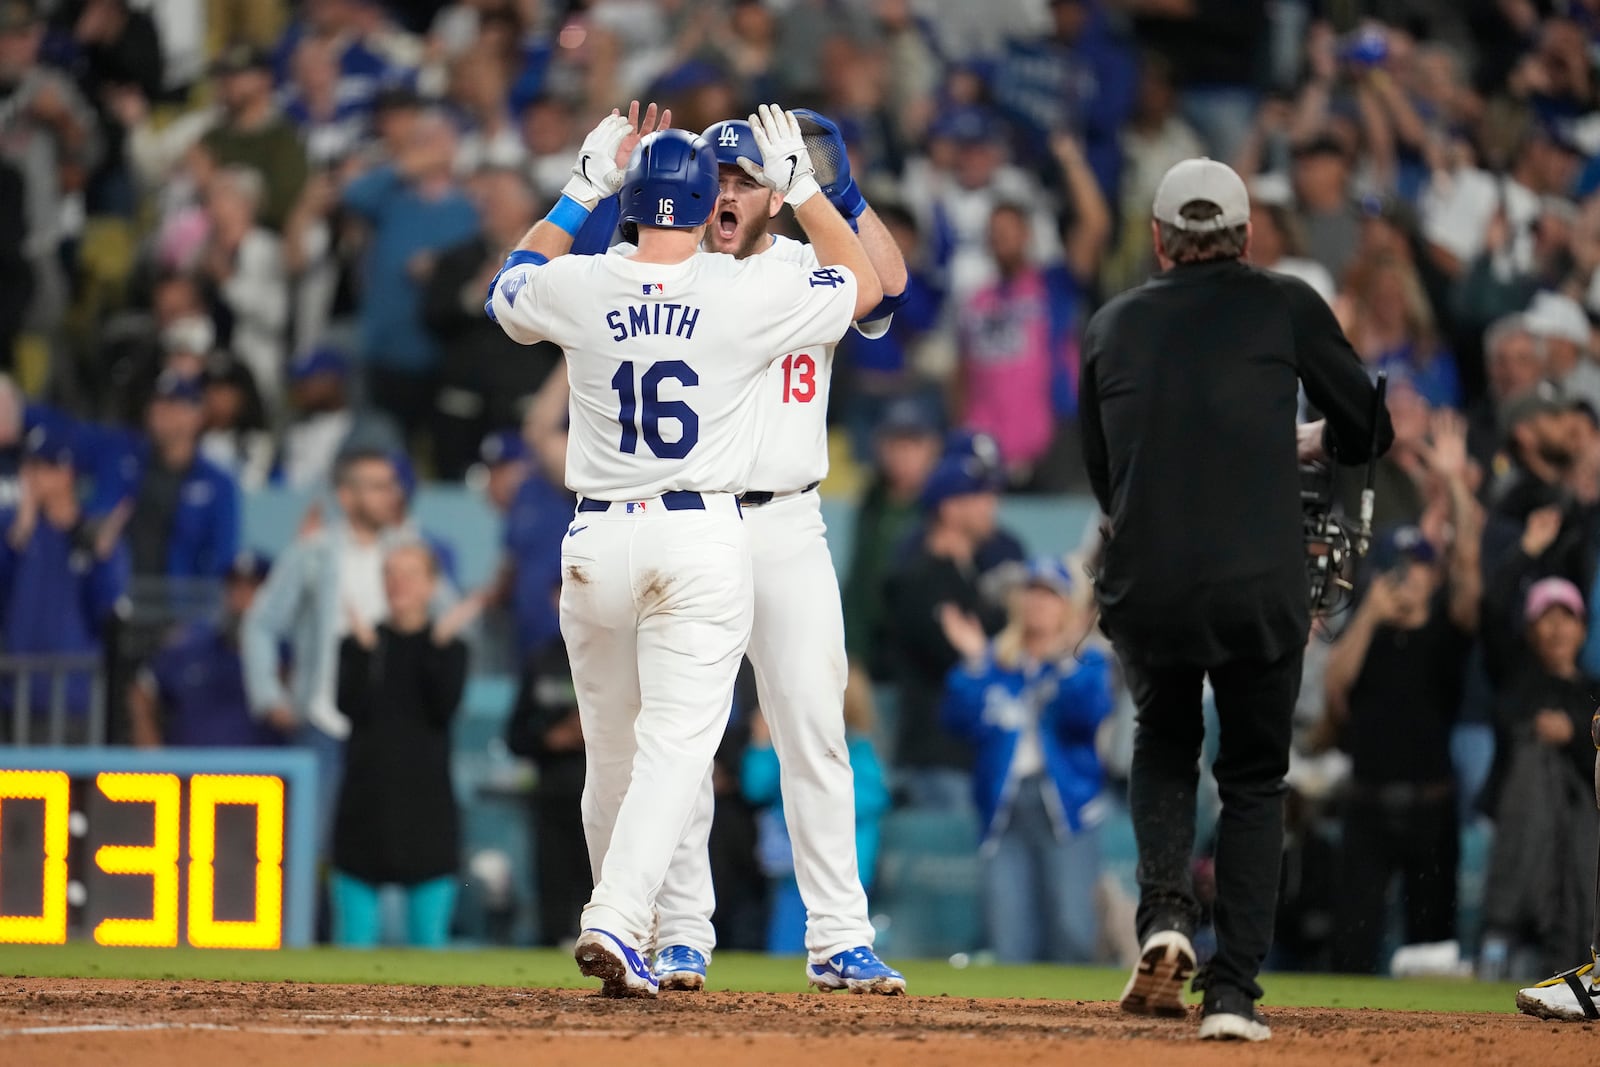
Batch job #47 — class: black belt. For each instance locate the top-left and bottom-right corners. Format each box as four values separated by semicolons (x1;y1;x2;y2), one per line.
738;482;819;507
576;490;705;513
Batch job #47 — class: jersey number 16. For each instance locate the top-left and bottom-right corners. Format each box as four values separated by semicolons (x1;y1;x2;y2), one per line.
611;360;700;458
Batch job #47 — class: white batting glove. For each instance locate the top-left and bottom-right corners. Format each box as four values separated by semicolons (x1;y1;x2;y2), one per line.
561;112;632;209
738;103;821;207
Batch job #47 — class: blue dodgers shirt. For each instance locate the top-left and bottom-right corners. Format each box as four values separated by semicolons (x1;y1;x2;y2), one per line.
505;472;572;658
343;165;480;374
0;520;129;715
146;625;280;747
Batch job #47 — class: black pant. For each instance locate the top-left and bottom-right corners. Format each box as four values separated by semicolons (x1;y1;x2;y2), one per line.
533;792;590;946
1123;648;1303;1002
1330;788;1457;973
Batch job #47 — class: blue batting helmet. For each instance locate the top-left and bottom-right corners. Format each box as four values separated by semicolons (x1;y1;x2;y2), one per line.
701;119;761;169
620;129;719;230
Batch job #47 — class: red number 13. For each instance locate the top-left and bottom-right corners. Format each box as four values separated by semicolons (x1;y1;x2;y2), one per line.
782;353;816;403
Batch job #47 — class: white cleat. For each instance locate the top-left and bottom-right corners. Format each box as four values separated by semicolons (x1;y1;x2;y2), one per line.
1517;959;1600;1022
574;928;659;998
1119;930;1196;1018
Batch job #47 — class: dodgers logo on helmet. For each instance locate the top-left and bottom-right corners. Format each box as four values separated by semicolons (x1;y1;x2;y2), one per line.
701;119;762;169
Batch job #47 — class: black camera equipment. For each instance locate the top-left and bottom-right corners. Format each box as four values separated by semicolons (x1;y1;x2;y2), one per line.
1301;372;1388;615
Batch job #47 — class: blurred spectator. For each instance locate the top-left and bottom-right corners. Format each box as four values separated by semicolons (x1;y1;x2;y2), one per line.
1246;190;1336;303
1342;252;1461;409
1105;51;1204;291
743;664;889;955
500;375;571;662
836;204;947;462
940;556;1113;963
128;550;278;748
1323;475;1482;973
97;271;211;424
991;0;1136;197
242;448;406;853
199;165;289;409
341;108;478;440
103;371;240;581
955;137;1106;489
0;0;100;333
1337;379;1430;534
1126;0;1267;163
199;355;274;492
278;347;403;491
902;106;1063;303
843;396;943;675
0;158;30;370
281;36;371;169
505;630;588;947
450;42;523;174
272;0;406;108
519;92;578;201
331;540;473;948
0;374;23;514
197;44;309;232
0;425;128;743
1487;390;1580;549
423;165;559;478
1289;135;1361;281
62;0;162;216
1525;291;1600;411
1467;315;1547;475
881;453;1014;809
1479;576;1598;978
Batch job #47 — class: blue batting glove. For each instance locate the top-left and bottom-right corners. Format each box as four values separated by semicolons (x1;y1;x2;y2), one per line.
792;108;867;221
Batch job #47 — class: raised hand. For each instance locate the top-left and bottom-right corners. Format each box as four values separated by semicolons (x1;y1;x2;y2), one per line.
1421;409;1469;481
738;103;820;206
563;110;635;208
938;603;989;663
613;99;672;172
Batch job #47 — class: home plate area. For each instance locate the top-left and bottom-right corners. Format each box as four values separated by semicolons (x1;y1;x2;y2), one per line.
0;978;1582;1066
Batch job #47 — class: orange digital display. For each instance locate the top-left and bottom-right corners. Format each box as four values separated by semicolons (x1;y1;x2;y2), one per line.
0;771;286;949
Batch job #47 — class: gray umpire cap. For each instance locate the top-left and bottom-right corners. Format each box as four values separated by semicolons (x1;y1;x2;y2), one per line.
1152;158;1251;231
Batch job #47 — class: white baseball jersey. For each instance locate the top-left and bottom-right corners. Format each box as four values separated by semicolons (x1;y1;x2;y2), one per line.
745;236;891;491
491;250;859;500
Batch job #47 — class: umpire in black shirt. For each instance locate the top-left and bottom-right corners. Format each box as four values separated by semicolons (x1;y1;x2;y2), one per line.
1080;159;1392;1041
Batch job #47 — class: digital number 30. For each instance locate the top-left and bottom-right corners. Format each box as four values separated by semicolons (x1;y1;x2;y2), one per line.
0;770;285;948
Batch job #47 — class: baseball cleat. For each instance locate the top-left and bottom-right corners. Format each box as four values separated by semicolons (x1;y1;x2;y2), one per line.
1119;929;1196;1017
806;946;907;995
574;928;659;998
1517;957;1600;1021
654;944;709;991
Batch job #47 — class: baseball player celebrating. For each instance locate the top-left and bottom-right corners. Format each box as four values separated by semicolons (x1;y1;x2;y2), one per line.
645;113;911;994
487;102;881;997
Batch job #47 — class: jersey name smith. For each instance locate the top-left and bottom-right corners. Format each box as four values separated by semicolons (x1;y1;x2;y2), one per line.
606;303;702;342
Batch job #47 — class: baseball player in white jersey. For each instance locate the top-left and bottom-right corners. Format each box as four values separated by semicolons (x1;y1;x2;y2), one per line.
486;102;882;997
644;113;913;994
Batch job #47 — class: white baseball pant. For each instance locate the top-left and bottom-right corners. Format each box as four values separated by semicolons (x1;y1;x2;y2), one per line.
655;489;874;961
559;493;755;950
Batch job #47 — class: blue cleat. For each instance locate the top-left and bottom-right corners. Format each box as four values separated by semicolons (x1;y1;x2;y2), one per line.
574;928;659;998
653;944;709;992
806;946;906;995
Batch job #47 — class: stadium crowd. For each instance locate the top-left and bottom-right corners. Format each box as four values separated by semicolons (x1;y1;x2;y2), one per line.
7;0;1600;978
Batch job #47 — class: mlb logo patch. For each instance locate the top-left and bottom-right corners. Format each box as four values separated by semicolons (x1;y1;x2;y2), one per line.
655;214;674;226
626;501;647;514
642;283;665;296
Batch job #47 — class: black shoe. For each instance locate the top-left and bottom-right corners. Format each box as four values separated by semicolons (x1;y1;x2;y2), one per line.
1198;988;1270;1042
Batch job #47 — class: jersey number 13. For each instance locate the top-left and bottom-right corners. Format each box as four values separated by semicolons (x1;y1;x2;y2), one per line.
611;360;700;458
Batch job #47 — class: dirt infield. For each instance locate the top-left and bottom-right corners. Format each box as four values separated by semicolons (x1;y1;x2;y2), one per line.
0;978;1584;1067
